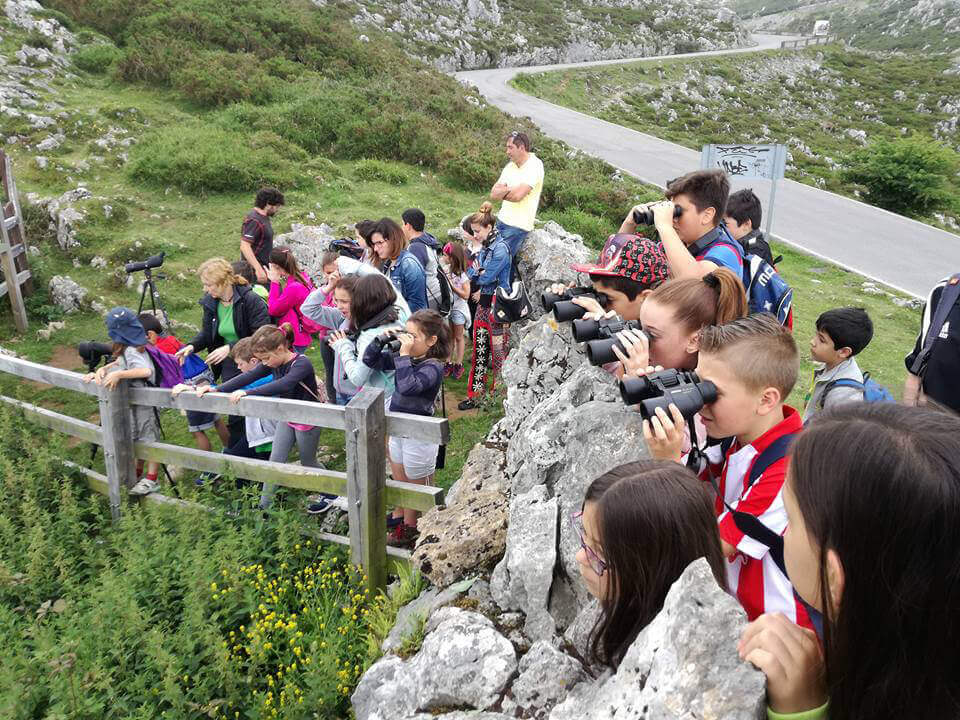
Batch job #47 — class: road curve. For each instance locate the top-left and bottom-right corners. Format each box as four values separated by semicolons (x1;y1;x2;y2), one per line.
457;34;960;298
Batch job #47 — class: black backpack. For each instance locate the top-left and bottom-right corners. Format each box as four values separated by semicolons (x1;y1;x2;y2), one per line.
328;237;364;261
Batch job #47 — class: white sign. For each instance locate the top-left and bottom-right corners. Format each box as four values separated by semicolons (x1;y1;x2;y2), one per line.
701;144;788;237
700;144;787;180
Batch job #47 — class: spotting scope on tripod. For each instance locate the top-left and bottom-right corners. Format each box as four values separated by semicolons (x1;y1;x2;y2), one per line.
125;252;167;320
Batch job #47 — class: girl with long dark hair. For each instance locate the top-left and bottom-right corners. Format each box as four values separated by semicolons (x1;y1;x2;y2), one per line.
739;403;960;720
266;245;314;354
575;460;726;668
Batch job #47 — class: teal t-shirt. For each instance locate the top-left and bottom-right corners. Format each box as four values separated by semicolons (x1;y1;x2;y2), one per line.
217;301;239;345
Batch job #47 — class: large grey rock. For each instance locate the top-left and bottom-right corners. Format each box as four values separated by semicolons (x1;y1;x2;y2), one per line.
495;314;587;440
515;221;593;320
506;365;649;626
444;441;507;507
490;484;557;641
404;714;513;720
55;206;84;249
412;477;508;588
48;275;86;313
502;641;589;718
563;598;602;663
353;607;517;720
549;559;766;720
382;578;476;653
274;223;337;279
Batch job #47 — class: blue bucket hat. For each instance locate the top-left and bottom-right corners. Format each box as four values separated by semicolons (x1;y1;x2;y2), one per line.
105;306;148;347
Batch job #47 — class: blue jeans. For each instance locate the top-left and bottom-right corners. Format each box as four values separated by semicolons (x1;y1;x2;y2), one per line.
335;393;353;406
496;220;529;257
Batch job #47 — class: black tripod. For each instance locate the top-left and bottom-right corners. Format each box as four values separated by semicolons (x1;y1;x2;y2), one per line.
136;265;168;323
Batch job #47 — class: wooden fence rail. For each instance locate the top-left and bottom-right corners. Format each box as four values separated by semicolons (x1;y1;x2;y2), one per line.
0;353;449;592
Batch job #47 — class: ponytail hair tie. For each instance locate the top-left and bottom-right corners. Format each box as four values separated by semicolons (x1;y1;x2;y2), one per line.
703;273;720;290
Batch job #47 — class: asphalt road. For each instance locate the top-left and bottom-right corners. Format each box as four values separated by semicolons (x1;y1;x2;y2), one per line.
457;34;960;298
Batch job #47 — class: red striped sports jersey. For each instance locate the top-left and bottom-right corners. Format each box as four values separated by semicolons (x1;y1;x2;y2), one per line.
702;406;813;630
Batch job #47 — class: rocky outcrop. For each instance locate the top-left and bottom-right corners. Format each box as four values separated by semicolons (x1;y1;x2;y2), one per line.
332;0;749;71
353;607;518;720
501;641;589;719
273;222;337;279
549;559;765;720
48;275;86;313
514;220;593;321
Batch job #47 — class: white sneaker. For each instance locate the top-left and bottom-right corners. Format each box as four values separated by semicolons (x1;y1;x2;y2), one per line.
129;478;159;496
330;496;348;511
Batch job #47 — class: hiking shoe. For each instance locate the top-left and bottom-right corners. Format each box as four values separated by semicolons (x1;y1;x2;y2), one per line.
387;522;420;548
457;398;479;411
453;364;465;380
195;471;221;487
129;478;159;496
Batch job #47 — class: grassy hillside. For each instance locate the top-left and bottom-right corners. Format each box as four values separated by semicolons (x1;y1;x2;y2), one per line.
512;45;960;225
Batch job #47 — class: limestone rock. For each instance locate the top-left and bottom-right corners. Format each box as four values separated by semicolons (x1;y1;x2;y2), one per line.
444;441;507;507
495;314;587;440
382;578;476;653
353;607;517;720
502;641;589;719
404;713;513;720
48;275;86;313
509;365;648;624
563;598;602;663
273;223;336;279
515;221;593;321
490;484;557;640
548;559;766;720
412;487;508;589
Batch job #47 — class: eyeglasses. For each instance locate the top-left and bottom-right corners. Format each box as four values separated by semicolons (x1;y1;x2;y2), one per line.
571;510;607;576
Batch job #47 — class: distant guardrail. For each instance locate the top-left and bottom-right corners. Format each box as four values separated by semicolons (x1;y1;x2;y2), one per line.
0;354;450;592
781;35;839;49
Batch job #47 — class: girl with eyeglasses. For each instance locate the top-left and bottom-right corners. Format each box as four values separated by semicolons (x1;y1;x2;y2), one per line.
574;460;726;668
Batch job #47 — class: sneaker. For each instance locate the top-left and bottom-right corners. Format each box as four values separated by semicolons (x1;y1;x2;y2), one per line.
387;522;420;548
195;471;221;487
457;397;479;411
129;478;159;496
453;364;465;380
329;496;349;511
307;498;334;515
386;514;403;529
443;362;454;377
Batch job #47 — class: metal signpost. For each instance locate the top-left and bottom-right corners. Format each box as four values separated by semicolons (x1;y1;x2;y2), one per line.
701;144;787;238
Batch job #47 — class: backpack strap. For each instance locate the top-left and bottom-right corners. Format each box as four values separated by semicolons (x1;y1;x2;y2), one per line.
910;274;960;376
705;432;798;576
819;377;865;410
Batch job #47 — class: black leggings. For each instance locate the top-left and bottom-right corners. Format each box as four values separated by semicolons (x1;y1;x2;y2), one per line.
319;339;337;403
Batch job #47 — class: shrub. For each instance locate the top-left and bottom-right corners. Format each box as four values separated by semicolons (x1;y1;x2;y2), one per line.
23;30;54;51
353;159;410;185
176;50;275;107
841;136;959;217
128;125;311;193
72;43;122;73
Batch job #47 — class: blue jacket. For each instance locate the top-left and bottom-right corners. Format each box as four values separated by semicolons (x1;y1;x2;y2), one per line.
468;231;511;294
386;250;428;312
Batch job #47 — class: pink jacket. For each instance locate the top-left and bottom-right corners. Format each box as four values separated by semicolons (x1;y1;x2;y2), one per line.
268;276;314;348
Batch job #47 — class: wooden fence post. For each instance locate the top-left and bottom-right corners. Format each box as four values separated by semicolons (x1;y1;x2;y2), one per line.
99;383;136;521
344;387;387;594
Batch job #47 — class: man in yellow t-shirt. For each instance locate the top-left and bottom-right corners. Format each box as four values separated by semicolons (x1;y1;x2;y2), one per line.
490;131;545;258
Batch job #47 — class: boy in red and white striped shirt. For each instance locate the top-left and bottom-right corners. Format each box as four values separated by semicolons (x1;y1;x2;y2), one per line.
645;314;813;630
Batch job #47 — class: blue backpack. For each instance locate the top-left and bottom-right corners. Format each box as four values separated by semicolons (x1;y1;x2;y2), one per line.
824;372;895;406
697;227;793;327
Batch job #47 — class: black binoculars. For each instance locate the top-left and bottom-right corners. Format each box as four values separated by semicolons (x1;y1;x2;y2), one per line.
572;317;642;366
633;205;683;225
620;369;718;421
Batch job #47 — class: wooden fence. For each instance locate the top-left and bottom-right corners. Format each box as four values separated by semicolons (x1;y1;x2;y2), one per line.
0;354;449;592
0;151;32;333
780;35;838;49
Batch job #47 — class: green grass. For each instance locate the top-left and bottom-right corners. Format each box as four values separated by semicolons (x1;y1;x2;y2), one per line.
511;45;960;224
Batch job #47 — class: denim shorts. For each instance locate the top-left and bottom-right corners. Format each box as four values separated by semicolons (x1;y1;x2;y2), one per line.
186;410;217;433
449;308;469;327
